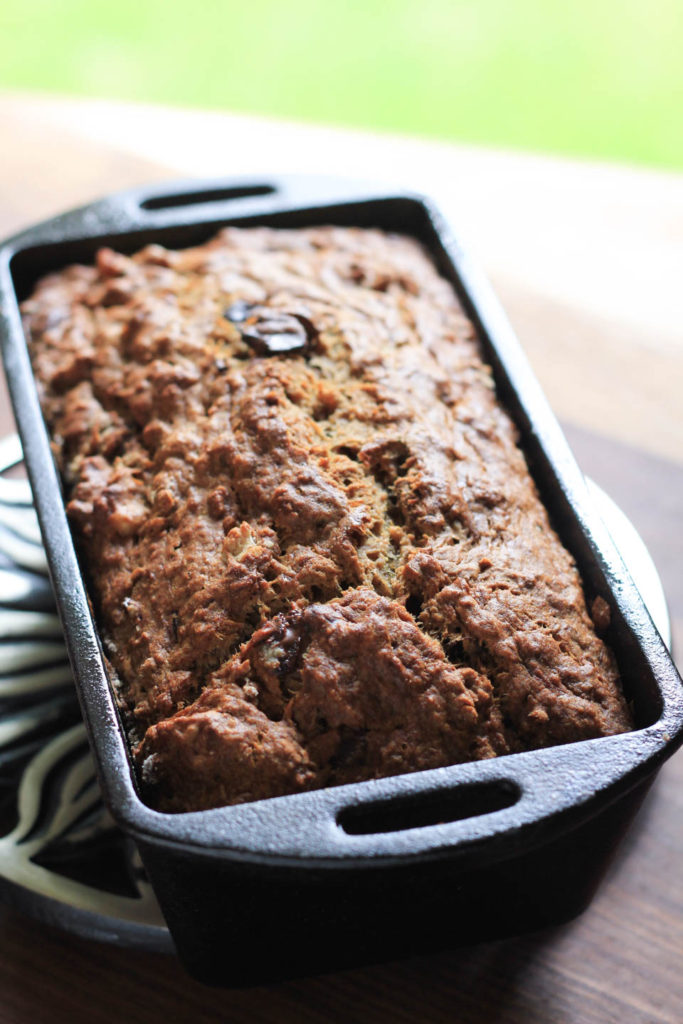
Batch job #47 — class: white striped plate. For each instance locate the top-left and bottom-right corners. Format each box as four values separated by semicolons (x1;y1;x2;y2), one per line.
0;434;670;950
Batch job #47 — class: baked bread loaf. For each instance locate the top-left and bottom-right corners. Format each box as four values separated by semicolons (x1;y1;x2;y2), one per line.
22;226;632;811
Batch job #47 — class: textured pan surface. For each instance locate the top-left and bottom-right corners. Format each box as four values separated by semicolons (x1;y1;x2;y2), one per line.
0;176;681;871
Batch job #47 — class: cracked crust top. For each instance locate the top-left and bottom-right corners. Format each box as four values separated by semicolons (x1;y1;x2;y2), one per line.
22;226;632;811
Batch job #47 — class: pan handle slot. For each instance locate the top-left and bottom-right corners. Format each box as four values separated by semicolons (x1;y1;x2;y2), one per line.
337;780;519;836
139;184;277;212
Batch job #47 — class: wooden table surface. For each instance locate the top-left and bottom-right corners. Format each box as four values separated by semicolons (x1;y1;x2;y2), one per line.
0;94;681;1024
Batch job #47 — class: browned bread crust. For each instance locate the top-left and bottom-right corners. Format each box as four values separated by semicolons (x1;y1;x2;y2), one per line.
23;226;631;811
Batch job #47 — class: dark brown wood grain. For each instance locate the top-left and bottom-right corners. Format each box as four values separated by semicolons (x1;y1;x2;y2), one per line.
564;423;683;661
0;104;681;1024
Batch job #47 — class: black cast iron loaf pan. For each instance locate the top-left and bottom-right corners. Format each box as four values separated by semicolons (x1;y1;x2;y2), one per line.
1;176;682;987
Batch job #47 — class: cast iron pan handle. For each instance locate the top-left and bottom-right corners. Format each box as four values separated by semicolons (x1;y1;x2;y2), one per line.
2;175;405;254
127;174;403;228
0;179;284;250
120;176;289;230
147;723;667;864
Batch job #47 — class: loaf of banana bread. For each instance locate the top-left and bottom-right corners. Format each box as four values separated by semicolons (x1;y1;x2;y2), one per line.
23;225;631;811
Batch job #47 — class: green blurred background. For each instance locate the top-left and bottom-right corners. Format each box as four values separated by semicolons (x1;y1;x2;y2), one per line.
1;0;681;169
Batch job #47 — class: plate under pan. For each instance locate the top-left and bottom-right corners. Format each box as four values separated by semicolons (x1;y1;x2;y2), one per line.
0;433;671;954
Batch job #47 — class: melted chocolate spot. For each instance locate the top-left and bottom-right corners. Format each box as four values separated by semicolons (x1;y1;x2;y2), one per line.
226;303;318;356
275;623;304;678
